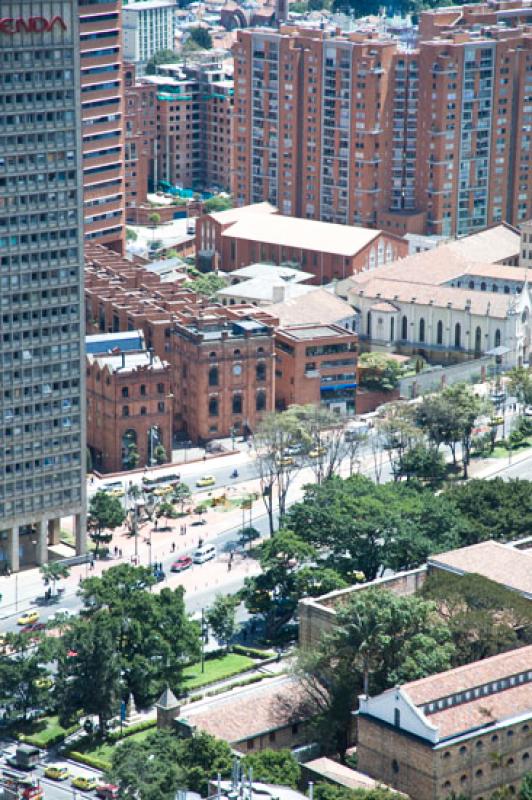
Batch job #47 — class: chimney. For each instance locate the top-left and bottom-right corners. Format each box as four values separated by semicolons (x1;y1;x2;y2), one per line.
272;284;286;303
121;352;125;369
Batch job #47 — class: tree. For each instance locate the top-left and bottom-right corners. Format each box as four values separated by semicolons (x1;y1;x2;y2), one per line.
290;405;347;485
254;409;309;535
153;443;167;465
185;272;227;299
395;443;447;487
315;786;404;800
148;212;161;226
376;403;420;479
172;482;192;512
520;773;532;800
422;571;532;666
358;353;403;392
206;594;240;650
56;613;121;732
156;501;177;525
109;731;185;800
203;195;233;213
126;227;138;241
175;732;233;796
88;491;126;555
78;565;200;707
188;26;212;49
442;478;532;545
0;633;53;719
295;589;454;759
146;49;180;75
416;383;486;477
241;750;301;788
241;529;346;640
126;443;140;470
40;561;70;597
507;367;532;405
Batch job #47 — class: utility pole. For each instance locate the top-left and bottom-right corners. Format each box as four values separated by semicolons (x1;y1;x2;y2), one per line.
201;608;205;673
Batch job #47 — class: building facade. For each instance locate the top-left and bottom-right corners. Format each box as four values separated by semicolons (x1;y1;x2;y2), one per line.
0;0;86;571
79;0;126;252
196;203;407;281
123;0;175;76
275;324;358;413
232;5;532;237
123;58;233;211
84;244;276;447
357;646;532;800
86;348;173;473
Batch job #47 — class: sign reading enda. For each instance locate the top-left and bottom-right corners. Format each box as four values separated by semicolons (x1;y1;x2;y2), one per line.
0;16;67;34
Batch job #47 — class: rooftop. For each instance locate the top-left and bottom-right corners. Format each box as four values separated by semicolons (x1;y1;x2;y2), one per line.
183;677;310;743
217;277;314;303
87;351;168;373
278;324;354;341
208;202;277;225
428;541;532;599
268;287;355;327
85;330;144;355
123;0;176;11
222;214;381;257
229;263;314;283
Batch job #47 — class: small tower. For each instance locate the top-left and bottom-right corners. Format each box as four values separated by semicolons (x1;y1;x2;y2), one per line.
275;0;287;25
156;686;181;730
519;219;532;269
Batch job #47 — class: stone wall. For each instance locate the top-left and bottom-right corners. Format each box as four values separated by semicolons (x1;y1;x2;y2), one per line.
298;567;427;650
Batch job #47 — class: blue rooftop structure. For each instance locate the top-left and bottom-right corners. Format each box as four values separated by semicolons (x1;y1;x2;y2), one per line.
85;330;145;355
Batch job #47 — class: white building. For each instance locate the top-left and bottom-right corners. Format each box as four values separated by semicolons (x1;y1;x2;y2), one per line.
336;224;532;367
123;0;176;74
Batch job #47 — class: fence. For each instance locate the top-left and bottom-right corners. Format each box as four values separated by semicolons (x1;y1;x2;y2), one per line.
399;356;500;398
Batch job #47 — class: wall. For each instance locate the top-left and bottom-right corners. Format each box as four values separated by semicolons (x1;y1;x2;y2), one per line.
298;567;427;649
232;721;310;754
356;388;400;414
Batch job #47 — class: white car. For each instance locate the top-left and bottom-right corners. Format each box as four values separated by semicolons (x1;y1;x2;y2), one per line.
524;406;532;417
48;609;74;624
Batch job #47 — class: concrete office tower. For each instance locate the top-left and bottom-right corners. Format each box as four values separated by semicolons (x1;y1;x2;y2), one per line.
233;4;532;238
123;0;176;76
0;0;86;572
79;0;126;252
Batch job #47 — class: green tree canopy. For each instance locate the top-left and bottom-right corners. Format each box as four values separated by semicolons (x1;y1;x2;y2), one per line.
358;353;403;392
206;594;240;650
203;195;233;213
0;632;54;719
185;272;227;299
315;786;404;800
188;27;212;49
241;749;301;788
146;49;181;75
295;589;454;759
88;491;126;555
108;730;185;800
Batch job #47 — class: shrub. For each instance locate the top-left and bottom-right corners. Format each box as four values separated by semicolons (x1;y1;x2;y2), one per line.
107;719;157;743
232;644;275;659
68;751;111;771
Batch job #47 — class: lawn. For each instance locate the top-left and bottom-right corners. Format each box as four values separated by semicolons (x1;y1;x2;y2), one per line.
16;715;77;747
182;652;255;690
70;727;156;770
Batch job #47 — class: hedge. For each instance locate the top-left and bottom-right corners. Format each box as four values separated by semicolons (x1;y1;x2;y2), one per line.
107;719;156;743
68;751;111;772
18;722;79;749
187;670;285;703
232;645;275;659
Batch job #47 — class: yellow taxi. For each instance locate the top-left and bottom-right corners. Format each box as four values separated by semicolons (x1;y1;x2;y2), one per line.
17;610;39;626
308;446;327;458
44;766;69;781
35;677;53;690
72;776;98;791
196;475;215;487
153;485;173;497
278;456;294;467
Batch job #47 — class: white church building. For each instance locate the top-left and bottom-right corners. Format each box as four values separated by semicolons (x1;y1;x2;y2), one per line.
337;223;532;367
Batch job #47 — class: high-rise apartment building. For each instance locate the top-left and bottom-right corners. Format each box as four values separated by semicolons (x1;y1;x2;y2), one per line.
123;0;175;76
233;2;532;238
0;0;86;572
79;0;126;252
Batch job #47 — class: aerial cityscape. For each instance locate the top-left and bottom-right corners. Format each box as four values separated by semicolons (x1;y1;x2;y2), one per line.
0;0;531;799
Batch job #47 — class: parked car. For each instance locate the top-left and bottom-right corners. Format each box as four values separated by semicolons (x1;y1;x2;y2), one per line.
171;555;193;573
524;406;532;417
192;544;216;564
20;623;46;634
71;776;98;791
95;784;120;799
196;475;215;487
17;611;39;626
101;481;124;498
278;456;294;467
44;766;69;781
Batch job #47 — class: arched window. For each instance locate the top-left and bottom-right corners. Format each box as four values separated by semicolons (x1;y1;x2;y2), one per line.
122;387;129;398
402;315;408;340
209;351;217;360
504;285;510;294
367;311;372;338
257;346;264;354
140;384;146;396
234;348;241;357
369;248;376;268
492;284;498;293
390;317;395;341
419;318;425;343
208;397;218;417
386;243;393;263
481;282;487;291
377;241;385;265
495;329;501;347
232;394;242;414
455;323;461;348
256;362;267;381
469;281;475;289
256;391;266;411
208;366;218;387
475;326;482;357
437;320;443;345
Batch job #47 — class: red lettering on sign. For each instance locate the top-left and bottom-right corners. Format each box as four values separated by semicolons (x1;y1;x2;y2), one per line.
0;15;67;34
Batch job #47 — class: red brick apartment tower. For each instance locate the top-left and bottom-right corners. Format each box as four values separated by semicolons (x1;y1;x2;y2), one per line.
124;64;157;211
233;7;532;237
79;0;126;252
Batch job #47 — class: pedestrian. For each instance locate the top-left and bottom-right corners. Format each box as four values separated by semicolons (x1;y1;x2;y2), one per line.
119;548;123;557
154;518;158;531
183;524;187;535
172;542;176;553
114;545;118;556
198;537;203;548
227;561;232;572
